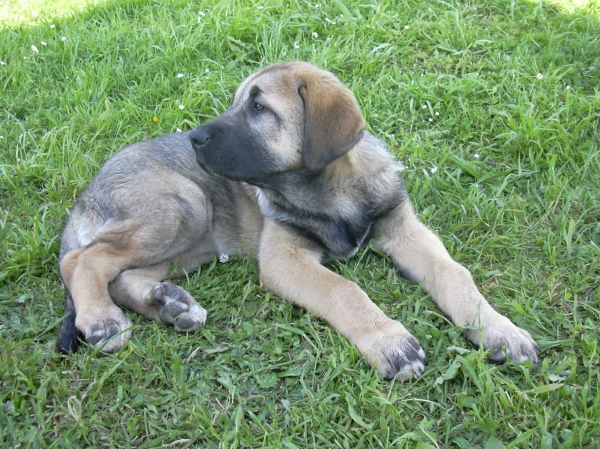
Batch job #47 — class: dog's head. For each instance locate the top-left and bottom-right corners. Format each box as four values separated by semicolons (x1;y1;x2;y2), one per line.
189;62;365;182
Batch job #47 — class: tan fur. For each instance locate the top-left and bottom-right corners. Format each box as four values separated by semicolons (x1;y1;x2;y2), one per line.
295;65;366;170
58;62;538;380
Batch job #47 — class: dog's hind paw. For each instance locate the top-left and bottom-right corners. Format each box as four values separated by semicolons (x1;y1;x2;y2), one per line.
359;321;426;382
78;306;133;352
152;282;207;332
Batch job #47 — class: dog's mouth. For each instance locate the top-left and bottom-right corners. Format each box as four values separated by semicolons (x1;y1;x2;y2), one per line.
194;152;245;182
195;157;267;186
193;146;261;184
189;127;234;179
189;125;284;184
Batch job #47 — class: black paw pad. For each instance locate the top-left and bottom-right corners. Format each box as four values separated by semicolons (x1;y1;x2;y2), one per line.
382;336;426;381
87;319;125;347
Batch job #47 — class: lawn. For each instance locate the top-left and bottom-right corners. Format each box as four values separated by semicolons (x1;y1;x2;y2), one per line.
1;0;599;447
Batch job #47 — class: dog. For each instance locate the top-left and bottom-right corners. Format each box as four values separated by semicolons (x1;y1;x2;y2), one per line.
57;61;539;381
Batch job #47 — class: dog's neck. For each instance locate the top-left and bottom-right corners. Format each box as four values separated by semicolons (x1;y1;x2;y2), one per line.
248;173;378;259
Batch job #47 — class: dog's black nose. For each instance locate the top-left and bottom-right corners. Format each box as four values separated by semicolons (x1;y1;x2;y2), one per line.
189;127;210;148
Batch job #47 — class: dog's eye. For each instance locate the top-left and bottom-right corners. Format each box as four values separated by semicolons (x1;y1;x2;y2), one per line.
252;101;265;112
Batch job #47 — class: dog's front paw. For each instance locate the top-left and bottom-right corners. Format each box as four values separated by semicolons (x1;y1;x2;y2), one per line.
467;314;539;365
76;305;133;352
152;282;207;332
358;321;426;382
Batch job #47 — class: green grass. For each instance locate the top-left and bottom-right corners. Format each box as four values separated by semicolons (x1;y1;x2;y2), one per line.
1;0;599;447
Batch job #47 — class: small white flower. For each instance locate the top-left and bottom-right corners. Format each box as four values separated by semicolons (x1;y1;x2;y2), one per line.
257;5;264;9
61;36;67;42
176;128;182;132
0;135;3;139
435;111;439;116
428;118;433;122
219;253;229;263
205;68;209;73
566;85;571;89
536;73;543;80
179;105;185;110
312;32;318;38
473;153;480;159
0;61;5;65
430;167;438;174
325;17;330;23
50;24;55;29
422;104;427;109
198;11;205;16
315;3;319;8
404;25;410;29
294;43;300;49
31;45;39;53
41;41;47;46
176;73;184;78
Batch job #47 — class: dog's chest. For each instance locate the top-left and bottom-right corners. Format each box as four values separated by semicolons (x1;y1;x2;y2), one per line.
255;188;374;259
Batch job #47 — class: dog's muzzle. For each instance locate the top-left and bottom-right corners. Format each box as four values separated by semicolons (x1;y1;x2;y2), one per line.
189;127;211;149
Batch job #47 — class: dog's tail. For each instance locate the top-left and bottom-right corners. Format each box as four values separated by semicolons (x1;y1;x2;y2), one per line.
56;288;82;353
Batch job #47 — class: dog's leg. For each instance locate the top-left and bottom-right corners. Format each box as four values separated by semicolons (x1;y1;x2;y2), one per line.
374;201;539;364
109;263;207;333
60;183;211;352
258;219;425;381
60;243;134;352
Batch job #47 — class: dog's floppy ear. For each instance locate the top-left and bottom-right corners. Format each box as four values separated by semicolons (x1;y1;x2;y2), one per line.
297;67;366;171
